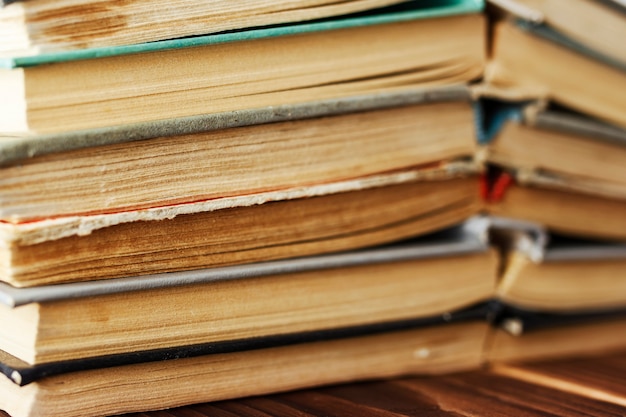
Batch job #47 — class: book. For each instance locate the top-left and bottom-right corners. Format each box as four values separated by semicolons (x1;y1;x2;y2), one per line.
0;0;419;56
487;183;626;241
3;3;624;414
0;163;483;287
0;86;478;222
487;0;626;68
0;304;491;385
0;0;481;56
497;235;626;313
487;311;626;364
484;104;626;240
0;219;498;365
484;17;626;129
490;216;626;312
0;317;490;417
0;1;486;134
484;216;626;364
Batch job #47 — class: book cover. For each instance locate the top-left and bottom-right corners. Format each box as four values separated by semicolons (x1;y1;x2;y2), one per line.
490;216;626;312
486;16;626;129
0;217;491;307
492;303;626;335
0;320;489;417
0;0;485;69
0;85;471;166
525;106;626;147
487;0;626;69
0;0;484;58
0;5;486;134
0;303;491;386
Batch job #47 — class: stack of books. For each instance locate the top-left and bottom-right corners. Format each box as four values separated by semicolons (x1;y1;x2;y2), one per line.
479;0;626;367
0;1;497;416
1;0;625;415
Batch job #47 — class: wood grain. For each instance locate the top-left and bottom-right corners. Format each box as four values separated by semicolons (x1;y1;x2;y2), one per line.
492;352;626;407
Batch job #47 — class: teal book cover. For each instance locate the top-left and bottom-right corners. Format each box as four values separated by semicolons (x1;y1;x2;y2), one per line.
0;0;484;69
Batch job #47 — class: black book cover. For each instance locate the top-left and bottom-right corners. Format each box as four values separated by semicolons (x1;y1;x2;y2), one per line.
490;301;626;335
0;303;490;386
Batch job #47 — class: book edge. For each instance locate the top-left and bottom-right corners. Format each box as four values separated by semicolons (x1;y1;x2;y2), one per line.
0;303;490;386
0;0;484;68
0;85;471;166
0;217;489;306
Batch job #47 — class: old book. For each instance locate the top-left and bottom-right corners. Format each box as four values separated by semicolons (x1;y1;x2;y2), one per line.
0;163;483;287
0;304;491;385
485;105;626;240
497;236;626;313
82;348;626;417
137;349;626;417
0;0;424;56
487;184;626;240
490;216;626;312
0;219;498;365
0;87;478;222
0;316;490;417
0;1;485;134
486;312;626;364
488;0;626;68
484;18;626;129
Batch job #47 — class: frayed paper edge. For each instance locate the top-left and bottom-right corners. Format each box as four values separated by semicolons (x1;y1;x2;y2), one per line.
0;161;480;246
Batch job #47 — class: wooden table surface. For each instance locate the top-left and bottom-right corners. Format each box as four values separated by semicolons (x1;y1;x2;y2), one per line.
3;351;625;417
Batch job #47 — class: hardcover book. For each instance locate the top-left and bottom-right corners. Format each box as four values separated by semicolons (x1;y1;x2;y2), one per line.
0;316;490;417
487;310;626;364
488;0;626;68
0;86;478;221
0;0;483;56
490;216;626;312
0;0;486;134
0;166;484;287
484;16;626;129
2;3;625;415
484;102;626;239
0;84;486;287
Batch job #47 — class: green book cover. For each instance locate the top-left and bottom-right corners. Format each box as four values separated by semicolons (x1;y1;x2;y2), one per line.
0;0;484;69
